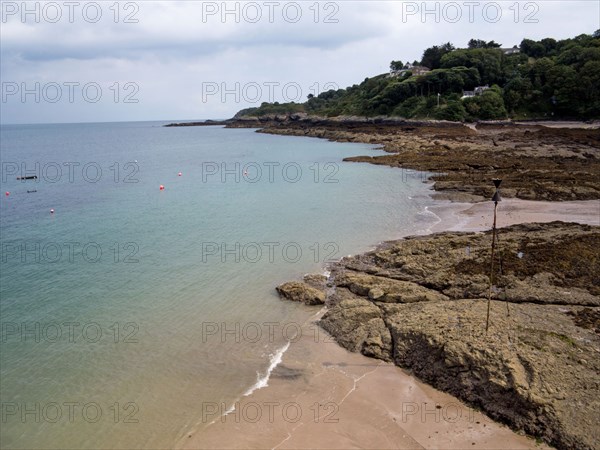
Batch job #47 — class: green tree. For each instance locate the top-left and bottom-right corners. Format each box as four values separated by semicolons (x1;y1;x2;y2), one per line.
390;60;404;72
434;100;467;121
547;65;580;115
468;39;487;49
441;48;503;85
477;86;507;119
235;31;600;121
580;60;600;102
503;75;532;113
520;39;546;58
541;38;558;56
421;42;455;69
469;39;502;49
392;96;424;118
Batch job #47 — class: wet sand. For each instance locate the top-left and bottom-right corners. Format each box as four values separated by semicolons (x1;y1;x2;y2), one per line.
178;311;546;449
176;199;598;449
429;199;600;233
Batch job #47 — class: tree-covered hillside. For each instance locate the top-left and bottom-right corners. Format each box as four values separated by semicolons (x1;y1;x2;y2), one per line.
236;32;600;121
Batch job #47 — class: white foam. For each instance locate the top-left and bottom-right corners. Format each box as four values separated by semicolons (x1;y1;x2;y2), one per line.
243;341;290;397
217;341;291;421
416;206;442;234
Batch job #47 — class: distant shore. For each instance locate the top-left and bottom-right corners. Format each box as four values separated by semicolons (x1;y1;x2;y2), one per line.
166;116;600;202
164;116;600;129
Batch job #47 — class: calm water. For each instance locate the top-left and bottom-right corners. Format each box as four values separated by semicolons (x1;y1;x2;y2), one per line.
0;122;438;449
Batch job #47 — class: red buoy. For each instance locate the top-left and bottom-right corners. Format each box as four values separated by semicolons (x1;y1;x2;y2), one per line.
178;172;182;177
159;185;165;190
5;191;9;196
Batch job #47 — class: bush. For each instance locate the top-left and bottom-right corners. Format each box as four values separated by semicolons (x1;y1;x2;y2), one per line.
434;100;467;121
478;88;507;119
391;96;425;118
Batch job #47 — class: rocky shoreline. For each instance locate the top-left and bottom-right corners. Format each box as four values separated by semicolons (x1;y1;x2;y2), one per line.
254;116;599;449
166;116;599;448
166;115;600;201
248;116;600;202
277;222;599;449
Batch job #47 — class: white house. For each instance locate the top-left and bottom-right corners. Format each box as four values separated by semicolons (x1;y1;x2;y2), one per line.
389;64;431;78
462;85;490;99
501;47;520;55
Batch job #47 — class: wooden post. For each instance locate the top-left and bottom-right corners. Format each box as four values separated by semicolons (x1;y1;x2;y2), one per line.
485;200;498;333
486;180;502;333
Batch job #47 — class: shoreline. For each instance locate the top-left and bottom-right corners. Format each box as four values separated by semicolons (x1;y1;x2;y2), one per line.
175;122;598;449
164;118;600;130
178;309;545;450
178;196;598;449
428;198;600;234
246;116;600;203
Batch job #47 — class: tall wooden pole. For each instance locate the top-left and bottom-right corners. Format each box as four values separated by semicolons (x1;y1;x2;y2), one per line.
485;200;498;333
486;179;502;333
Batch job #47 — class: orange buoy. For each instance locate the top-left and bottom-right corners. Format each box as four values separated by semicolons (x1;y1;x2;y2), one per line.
159;185;165;190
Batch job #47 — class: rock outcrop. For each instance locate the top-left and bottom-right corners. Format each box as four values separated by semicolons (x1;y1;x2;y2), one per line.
227;117;600;201
275;281;325;305
302;273;328;290
385;300;599;450
319;297;392;361
310;222;599;450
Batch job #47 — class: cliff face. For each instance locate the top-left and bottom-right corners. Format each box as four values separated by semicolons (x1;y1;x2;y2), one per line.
280;222;600;450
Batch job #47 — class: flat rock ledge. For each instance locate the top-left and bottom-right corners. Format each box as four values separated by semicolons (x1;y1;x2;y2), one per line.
277;222;600;450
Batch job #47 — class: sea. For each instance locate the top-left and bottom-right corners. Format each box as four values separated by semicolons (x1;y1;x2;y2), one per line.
0;121;440;449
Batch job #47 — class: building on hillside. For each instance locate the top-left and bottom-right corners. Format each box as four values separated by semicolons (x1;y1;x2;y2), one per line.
409;65;431;76
501;47;520;55
461;85;490;99
389;64;431;78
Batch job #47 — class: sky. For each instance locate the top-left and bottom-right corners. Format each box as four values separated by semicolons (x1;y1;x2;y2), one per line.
1;0;599;124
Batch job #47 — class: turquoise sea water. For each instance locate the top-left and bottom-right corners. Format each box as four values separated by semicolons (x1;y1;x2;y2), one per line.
0;122;438;449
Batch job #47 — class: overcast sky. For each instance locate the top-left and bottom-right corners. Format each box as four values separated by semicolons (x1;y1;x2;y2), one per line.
1;0;598;124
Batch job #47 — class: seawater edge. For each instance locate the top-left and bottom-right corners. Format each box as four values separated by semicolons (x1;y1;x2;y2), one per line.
1;122;442;449
173;120;600;449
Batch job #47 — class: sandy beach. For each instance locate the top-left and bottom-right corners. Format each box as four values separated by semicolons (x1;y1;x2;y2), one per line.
429;198;600;233
177;198;599;449
178;310;546;450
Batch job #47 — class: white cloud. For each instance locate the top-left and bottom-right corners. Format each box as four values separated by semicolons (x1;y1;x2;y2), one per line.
1;0;598;123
